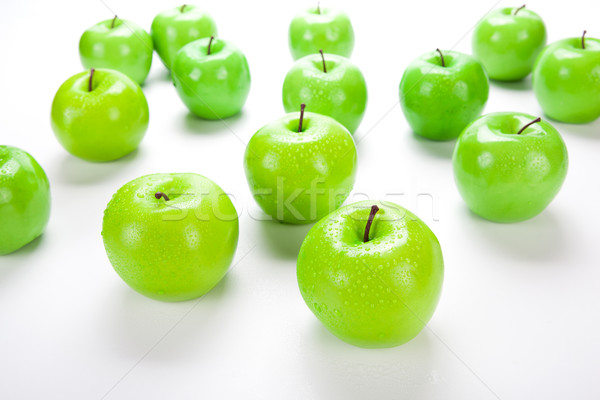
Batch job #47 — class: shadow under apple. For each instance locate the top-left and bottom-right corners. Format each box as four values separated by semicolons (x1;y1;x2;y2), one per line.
409;130;457;159
258;219;313;261
182;110;246;136
54;149;140;186
490;76;532;91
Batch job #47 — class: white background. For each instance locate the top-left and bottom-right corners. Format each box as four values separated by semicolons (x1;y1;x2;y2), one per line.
1;0;599;399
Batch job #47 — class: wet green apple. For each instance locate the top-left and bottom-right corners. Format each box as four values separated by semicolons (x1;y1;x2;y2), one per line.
79;16;153;84
472;5;546;81
244;105;357;224
288;5;354;60
297;200;444;348
282;51;367;133
0;146;51;255
172;37;251;119
51;69;149;162
453;112;568;222
102;173;239;302
400;49;489;141
532;31;600;123
151;4;217;70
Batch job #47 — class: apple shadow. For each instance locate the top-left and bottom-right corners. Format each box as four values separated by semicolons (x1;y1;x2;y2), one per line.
300;320;437;399
55;149;140;185
490;76;532;91
103;275;231;362
462;206;565;263
181;110;247;136
142;69;171;87
0;235;45;285
409;130;457;159
258;219;313;261
549;118;600;141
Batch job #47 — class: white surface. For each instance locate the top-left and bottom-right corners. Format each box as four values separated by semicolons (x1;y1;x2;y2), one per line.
1;0;599;399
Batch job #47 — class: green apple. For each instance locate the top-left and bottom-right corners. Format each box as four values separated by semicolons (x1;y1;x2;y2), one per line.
172;37;251;119
151;4;218;70
453;112;568;222
51;69;149;162
532;31;600;123
288;5;354;60
244;105;357;224
282;52;367;133
399;49;489;141
0;146;51;255
79;16;153;85
472;5;547;81
102;173;239;302
297;200;444;348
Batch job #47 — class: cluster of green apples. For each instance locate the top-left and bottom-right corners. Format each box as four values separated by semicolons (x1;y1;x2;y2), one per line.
1;4;597;349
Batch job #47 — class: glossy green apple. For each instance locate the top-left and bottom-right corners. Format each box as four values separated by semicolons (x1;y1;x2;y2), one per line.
282;52;367;133
472;6;546;81
102;173;239;302
288;5;354;60
51;69;149;162
453;112;568;222
0;146;50;255
151;4;217;70
172;37;251;119
400;49;489;141
79;16;153;84
532;33;600;123
297;200;444;348
244;107;357;224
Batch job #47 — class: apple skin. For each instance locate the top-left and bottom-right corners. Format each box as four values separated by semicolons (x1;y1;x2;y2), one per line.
51;69;149;162
399;50;489;141
0;146;51;255
79;18;153;85
151;4;217;70
453;112;568;223
282;53;367;133
102;173;239;302
288;6;354;61
297;200;444;348
244;111;357;224
172;37;251;119
472;7;547;81
532;36;600;123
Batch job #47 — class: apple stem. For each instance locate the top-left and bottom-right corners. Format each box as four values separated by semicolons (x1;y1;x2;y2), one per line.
319;49;327;73
363;205;380;242
110;15;118;29
436;48;446;67
298;103;306;132
155;192;170;201
88;68;95;92
517;117;541;135
207;36;215;55
514;5;526;15
582;30;587;49
317;1;321;14
180;4;187;13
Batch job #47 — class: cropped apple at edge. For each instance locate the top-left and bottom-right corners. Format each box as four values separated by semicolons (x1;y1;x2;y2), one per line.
297;200;444;348
453;112;568;223
244;108;357;224
0;146;51;255
102;173;239;302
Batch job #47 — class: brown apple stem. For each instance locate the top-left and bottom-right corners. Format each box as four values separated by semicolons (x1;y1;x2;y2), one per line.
88;68;95;92
317;1;321;14
517;117;541;135
582;30;587;49
207;36;215;55
514;5;526;15
298;103;306;132
180;4;187;12
319;49;327;73
363;205;380;242
110;15;118;29
155;192;170;201
436;48;446;67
